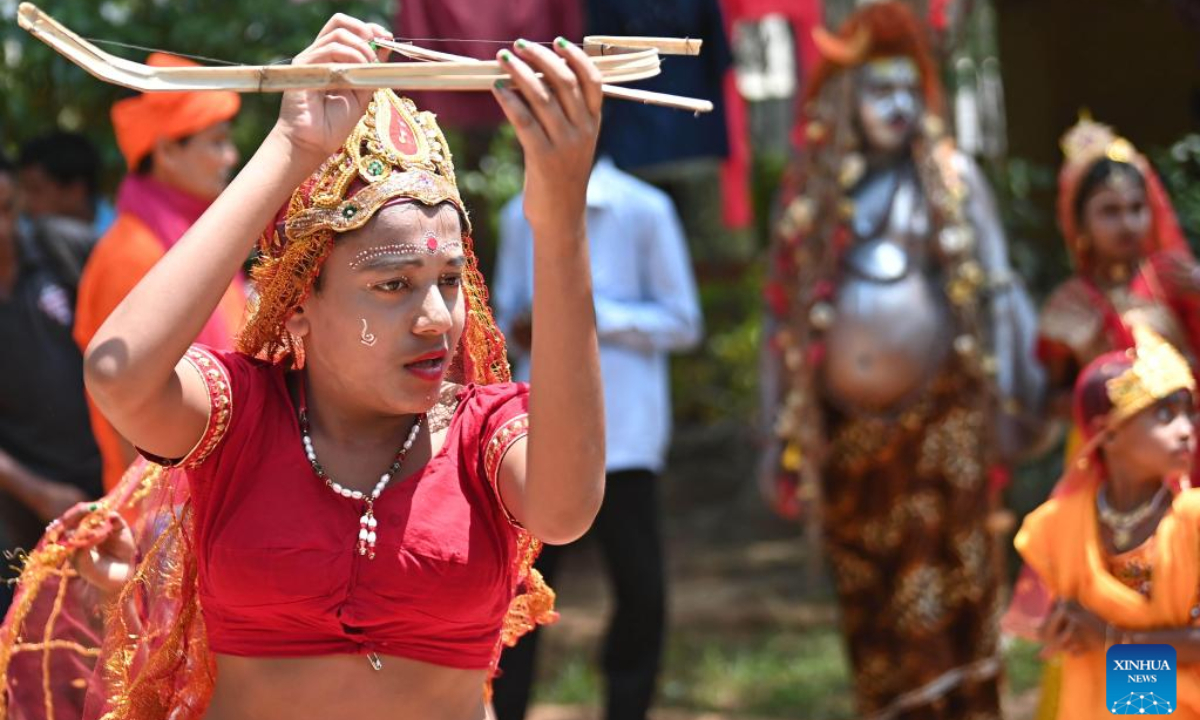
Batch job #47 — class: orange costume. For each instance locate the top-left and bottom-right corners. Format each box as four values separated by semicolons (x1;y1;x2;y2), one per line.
74;53;244;491
1015;327;1200;718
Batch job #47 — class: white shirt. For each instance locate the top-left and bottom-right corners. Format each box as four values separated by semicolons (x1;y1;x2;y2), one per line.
492;158;703;473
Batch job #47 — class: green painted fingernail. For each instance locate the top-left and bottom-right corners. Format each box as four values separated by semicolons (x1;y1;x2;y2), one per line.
500;50;513;62
516;39;529;49
494;79;506;90
556;37;569;48
88;503;99;512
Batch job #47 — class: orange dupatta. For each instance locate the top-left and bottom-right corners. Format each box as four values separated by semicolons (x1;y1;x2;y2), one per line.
1015;485;1200;718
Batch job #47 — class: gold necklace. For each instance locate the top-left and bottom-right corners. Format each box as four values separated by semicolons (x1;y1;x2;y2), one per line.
1096;485;1168;550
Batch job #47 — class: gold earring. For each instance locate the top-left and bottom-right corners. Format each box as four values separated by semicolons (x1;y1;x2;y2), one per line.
288;331;306;370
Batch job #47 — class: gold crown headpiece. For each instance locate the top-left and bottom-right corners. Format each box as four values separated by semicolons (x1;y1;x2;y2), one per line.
1105;326;1196;426
280;90;468;245
239;90;472;361
1060;114;1137;171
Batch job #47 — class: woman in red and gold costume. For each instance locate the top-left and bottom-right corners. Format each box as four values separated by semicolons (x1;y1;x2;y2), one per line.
0;14;605;720
761;2;1041;717
1040;116;1200;425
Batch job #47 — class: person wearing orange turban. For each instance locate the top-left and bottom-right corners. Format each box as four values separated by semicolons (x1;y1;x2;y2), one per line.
74;53;245;492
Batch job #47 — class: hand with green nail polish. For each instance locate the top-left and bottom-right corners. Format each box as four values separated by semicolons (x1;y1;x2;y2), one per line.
491;26;604;241
275;14;393;163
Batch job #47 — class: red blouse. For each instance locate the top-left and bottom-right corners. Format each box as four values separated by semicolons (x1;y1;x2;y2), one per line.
172;346;530;669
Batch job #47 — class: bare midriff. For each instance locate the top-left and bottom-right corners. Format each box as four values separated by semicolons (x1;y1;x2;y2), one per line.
203;654;491;720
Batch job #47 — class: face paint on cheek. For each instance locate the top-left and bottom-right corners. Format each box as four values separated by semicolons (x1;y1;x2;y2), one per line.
361;318;378;347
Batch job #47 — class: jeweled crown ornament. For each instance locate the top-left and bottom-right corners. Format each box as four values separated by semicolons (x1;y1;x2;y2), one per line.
282;90;469;245
1106;325;1196;426
1060;114;1136;173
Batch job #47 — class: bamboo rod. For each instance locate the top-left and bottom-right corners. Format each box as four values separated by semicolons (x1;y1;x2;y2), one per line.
378;39;713;113
583;35;704;56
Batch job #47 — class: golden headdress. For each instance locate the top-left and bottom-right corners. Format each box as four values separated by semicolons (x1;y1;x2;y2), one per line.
1057;115;1142;237
1060;114;1137;172
1105;325;1196;427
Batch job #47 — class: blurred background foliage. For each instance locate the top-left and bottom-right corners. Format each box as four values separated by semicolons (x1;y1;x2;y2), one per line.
0;0;394;190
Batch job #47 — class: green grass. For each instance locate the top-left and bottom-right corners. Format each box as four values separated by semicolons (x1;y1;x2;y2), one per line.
536;628;853;719
534;630;1048;719
1005;637;1048;695
672;630;855;718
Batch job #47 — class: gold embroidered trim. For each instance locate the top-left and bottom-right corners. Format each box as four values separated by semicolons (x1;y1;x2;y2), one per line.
174;346;234;468
484;414;530;527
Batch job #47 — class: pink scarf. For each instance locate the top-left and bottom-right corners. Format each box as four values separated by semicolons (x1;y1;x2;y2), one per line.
115;174;244;349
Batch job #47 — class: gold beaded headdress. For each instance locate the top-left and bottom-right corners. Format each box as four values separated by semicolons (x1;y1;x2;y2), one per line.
1060;114;1136;171
281;91;468;244
1105;325;1196;427
237;89;508;387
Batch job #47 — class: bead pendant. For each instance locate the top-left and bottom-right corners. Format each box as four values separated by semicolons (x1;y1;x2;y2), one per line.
1113;527;1131;550
358;505;379;560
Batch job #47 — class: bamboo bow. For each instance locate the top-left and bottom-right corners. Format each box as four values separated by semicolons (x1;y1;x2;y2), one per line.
17;3;713;113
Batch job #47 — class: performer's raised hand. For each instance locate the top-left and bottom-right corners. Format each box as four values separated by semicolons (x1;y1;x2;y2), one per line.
277;14;392;162
487;38;606;545
492;38;602;239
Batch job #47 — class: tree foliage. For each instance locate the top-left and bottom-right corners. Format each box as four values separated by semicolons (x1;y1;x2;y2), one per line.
0;0;393;187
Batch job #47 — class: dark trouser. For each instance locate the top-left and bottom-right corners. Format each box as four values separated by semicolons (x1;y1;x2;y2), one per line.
493;469;666;720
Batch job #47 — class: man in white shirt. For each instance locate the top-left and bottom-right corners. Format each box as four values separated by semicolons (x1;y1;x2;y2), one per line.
491;157;703;720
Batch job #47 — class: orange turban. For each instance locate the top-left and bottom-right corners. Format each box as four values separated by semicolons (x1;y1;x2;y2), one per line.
110;53;241;171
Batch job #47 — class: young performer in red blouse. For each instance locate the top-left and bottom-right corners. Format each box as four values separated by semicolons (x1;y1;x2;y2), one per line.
0;14;605;720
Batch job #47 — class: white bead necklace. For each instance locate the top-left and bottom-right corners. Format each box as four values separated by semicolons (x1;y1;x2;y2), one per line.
299;408;423;560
